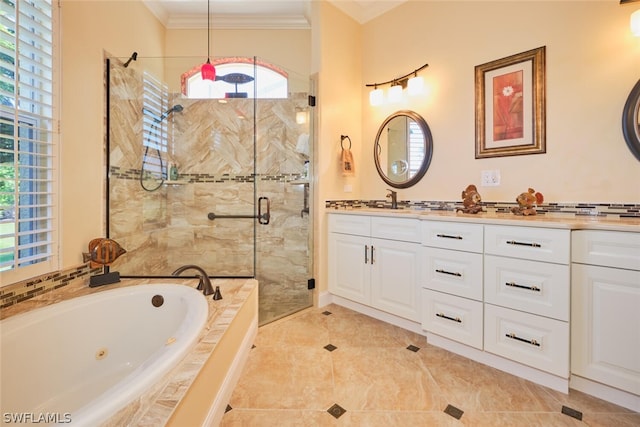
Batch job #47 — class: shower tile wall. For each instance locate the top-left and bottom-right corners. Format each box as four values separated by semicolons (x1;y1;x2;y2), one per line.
108;63;312;321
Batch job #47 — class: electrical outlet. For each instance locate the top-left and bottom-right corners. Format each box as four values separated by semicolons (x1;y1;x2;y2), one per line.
481;170;501;186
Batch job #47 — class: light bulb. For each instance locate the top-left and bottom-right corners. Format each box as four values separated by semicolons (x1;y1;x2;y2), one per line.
408;75;424;96
632;9;640;37
369;88;384;106
388;85;403;103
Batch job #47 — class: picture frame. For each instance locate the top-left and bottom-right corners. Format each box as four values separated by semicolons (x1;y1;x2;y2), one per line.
475;46;546;158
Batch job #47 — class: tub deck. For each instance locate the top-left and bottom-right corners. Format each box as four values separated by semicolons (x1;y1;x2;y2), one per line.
1;277;258;426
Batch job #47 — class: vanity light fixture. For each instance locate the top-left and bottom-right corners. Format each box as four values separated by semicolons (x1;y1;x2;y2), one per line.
201;0;216;81
366;63;429;106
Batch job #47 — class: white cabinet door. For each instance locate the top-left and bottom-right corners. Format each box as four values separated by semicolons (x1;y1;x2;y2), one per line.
572;264;640;396
371;238;421;321
328;233;371;304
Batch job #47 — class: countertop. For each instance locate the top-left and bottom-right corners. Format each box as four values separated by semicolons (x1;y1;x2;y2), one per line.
326;208;640;232
0;277;257;426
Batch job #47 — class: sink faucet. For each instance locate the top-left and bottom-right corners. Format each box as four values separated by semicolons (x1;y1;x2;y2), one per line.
386;189;398;209
172;265;220;298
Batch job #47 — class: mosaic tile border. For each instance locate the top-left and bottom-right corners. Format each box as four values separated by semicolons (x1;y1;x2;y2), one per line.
0;263;101;310
110;166;306;183
325;200;640;218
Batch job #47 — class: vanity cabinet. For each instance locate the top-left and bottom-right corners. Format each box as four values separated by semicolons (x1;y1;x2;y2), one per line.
483;225;571;378
420;221;484;349
571;230;640;396
328;214;421;321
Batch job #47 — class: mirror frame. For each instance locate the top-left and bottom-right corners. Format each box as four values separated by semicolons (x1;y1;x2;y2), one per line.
374;110;434;189
622;78;640;162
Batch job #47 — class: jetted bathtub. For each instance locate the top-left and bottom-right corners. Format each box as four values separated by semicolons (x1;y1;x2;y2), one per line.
0;284;208;426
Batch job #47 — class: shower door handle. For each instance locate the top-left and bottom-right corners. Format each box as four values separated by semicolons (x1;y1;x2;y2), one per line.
206;196;270;225
258;197;270;225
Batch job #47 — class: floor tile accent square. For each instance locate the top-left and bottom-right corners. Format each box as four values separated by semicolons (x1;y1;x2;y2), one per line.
327;403;346;419
406;344;420;352
324;344;337;352
225;404;232;413
322;311;332;315
444;404;464;419
561;405;583;421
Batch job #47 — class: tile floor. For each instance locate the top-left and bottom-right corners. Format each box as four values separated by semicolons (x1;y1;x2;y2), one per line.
220;304;640;426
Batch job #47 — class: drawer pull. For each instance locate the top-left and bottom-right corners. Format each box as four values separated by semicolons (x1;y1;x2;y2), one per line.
436;313;462;323
506;240;541;248
505;333;540;347
435;269;462;277
505;282;541;292
437;233;463;240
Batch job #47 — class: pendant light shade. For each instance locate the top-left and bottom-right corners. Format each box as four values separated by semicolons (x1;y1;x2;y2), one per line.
202;59;216;81
201;0;216;82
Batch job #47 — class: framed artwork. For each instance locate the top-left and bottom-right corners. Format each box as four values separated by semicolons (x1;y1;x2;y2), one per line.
475;46;546;158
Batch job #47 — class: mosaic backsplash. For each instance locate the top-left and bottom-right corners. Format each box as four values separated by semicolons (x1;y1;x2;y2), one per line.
325;199;640;218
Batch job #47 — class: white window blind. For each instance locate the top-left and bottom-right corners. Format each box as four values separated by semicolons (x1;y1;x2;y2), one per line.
0;0;58;280
142;71;169;179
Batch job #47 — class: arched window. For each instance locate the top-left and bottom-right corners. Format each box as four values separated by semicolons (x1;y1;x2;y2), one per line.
181;57;288;99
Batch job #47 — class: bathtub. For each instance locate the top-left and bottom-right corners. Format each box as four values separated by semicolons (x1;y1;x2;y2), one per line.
0;284;208;426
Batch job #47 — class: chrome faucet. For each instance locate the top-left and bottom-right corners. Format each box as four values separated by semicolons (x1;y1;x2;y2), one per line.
386;189;398;209
172;265;221;299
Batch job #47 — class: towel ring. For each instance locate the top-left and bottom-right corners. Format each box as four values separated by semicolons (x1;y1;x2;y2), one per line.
340;135;352;150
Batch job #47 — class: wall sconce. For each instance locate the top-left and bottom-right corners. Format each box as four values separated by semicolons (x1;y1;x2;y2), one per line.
366;63;429;106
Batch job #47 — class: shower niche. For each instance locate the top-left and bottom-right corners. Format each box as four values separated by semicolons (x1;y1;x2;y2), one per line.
106;55;314;323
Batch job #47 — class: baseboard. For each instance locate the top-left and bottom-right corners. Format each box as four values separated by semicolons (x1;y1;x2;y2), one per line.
426;332;569;393
570;375;640;412
317;290;333;308
202;317;258;427
324;294;425;336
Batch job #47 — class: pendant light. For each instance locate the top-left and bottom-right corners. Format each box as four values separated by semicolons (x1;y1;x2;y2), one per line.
201;0;216;81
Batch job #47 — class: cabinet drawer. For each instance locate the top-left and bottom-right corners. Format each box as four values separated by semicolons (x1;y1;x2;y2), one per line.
421;221;484;253
422;247;483;301
484;225;570;264
371;216;421;243
484;255;569;321
422;289;483;349
572;230;640;271
484;304;569;378
328;214;370;236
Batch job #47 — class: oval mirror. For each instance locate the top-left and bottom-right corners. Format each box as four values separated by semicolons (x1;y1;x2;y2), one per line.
622;78;640;162
374;110;433;188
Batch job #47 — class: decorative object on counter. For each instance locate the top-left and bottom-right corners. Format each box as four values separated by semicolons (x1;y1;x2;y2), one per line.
340;135;355;176
456;184;484;214
475;46;546;158
622;78;640;162
83;238;127;287
511;188;544;216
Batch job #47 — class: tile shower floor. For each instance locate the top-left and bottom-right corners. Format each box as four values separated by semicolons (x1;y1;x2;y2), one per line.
220;304;640;426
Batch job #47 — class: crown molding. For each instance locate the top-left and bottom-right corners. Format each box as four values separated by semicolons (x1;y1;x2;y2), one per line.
166;14;310;30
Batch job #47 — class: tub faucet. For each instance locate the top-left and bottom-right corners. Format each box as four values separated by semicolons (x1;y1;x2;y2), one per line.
172;265;219;298
386;189;398;209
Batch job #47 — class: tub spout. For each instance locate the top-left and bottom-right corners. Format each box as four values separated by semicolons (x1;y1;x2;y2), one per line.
171;265;216;298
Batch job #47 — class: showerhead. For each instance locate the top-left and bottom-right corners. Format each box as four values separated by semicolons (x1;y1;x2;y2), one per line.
156;104;184;122
123;51;137;68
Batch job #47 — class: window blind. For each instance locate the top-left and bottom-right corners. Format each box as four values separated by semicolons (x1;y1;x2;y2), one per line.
0;0;57;278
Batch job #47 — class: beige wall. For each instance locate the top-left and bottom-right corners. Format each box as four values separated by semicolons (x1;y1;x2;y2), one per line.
60;1;165;268
356;0;640;203
55;1;640;298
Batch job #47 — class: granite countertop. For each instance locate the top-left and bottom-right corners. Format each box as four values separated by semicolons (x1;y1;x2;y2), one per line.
327;207;640;232
0;277;257;426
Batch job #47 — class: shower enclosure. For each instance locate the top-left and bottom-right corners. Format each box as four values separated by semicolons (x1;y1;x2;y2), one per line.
106;55;313;324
